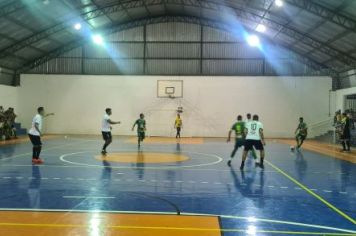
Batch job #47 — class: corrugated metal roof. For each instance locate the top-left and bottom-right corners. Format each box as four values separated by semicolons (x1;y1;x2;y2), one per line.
0;0;354;84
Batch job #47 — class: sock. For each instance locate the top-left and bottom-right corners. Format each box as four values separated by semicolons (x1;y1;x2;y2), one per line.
240;160;245;167
342;141;346;150
346;140;351;150
36;146;42;158
32;147;36;158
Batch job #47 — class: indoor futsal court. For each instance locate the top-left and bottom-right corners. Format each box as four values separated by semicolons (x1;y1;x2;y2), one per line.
0;0;356;235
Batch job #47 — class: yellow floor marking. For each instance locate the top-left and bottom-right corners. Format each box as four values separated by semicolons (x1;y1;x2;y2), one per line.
266;160;356;225
275;139;356;163
125;137;204;144
95;152;189;163
0;211;220;236
0;223;354;235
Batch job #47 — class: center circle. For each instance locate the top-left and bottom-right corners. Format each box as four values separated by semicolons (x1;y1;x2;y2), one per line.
95;152;190;163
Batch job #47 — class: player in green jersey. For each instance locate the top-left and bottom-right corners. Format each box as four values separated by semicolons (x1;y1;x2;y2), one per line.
132;113;146;148
295;117;308;150
227;115;245;166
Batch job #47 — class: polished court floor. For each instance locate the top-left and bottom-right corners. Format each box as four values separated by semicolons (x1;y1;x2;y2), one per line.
0;136;355;235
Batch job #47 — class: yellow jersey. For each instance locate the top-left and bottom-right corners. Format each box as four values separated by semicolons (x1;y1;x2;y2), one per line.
175;117;182;128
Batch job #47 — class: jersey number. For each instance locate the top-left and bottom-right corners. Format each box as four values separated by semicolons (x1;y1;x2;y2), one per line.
251;124;257;131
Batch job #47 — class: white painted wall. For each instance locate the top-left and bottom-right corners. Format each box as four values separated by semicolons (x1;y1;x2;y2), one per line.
334;87;356;112
0;84;18;110
18;74;332;138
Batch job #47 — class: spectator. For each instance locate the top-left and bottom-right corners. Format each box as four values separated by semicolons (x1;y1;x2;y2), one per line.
0;107;18;140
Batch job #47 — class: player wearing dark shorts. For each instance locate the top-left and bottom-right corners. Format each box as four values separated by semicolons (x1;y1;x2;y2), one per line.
132;113;146;148
227;115;245;166
340;113;351;152
175;114;182;139
28;107;54;164
241;115;265;170
101;108;121;155
295;117;308;150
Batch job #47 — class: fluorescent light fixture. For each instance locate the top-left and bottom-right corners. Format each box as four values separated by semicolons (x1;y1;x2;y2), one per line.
92;34;104;45
247;35;260;47
275;0;283;7
256;24;266;32
74;23;82;30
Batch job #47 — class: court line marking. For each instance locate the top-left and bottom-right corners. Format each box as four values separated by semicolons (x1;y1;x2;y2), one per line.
0;139;92;161
0;222;354;235
0;208;354;233
59;151;223;169
1;175;354;196
63;196;115;199
266;160;356;225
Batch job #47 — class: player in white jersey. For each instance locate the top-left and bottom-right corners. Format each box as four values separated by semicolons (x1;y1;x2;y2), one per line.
101;108;121;155
246;113;257;160
28;107;54;164
240;114;265;170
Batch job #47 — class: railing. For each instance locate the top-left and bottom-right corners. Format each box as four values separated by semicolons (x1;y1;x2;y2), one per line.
308;118;334;139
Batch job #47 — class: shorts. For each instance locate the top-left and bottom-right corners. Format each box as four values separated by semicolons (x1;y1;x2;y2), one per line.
102;131;112;141
296;133;307;141
244;139;264;151
341;131;351;140
29;134;42;146
138;131;145;140
234;138;245;149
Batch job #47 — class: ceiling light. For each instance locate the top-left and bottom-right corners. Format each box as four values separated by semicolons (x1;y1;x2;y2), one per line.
275;0;283;7
256;24;266;32
74;23;82;30
247;35;260;47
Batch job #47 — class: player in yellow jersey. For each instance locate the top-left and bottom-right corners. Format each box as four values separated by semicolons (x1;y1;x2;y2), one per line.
174;114;183;139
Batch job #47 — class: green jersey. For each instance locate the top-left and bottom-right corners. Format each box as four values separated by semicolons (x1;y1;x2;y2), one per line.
135;119;146;132
232;121;245;138
297;122;308;135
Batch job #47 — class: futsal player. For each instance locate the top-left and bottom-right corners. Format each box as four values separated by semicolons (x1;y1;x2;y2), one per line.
28;107;54;164
101;108;121;155
340;113;351;152
174;114;182;139
241;115;265;170
227;115;245;166
132;113;146;147
246;113;257;160
295;117;308;150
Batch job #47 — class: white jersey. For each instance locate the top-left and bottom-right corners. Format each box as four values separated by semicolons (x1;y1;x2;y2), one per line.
245;121;263;140
102;114;111;132
28;114;42;136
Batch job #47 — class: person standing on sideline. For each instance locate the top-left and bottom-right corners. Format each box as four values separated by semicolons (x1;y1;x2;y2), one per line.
340;113;351;152
227;115;245;167
174;114;183;139
101;108;121;155
28;107;54;164
241;115;265;170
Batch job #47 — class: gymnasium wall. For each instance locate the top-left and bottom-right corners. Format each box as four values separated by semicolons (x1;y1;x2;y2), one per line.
18;74;332;138
334;87;356;111
0;84;18;109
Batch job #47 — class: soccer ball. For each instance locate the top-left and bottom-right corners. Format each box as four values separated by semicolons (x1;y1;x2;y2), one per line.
290;146;295;152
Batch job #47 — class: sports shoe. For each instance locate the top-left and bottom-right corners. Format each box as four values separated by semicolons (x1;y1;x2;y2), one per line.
227;160;232;167
33;158;44;164
101;150;107;155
